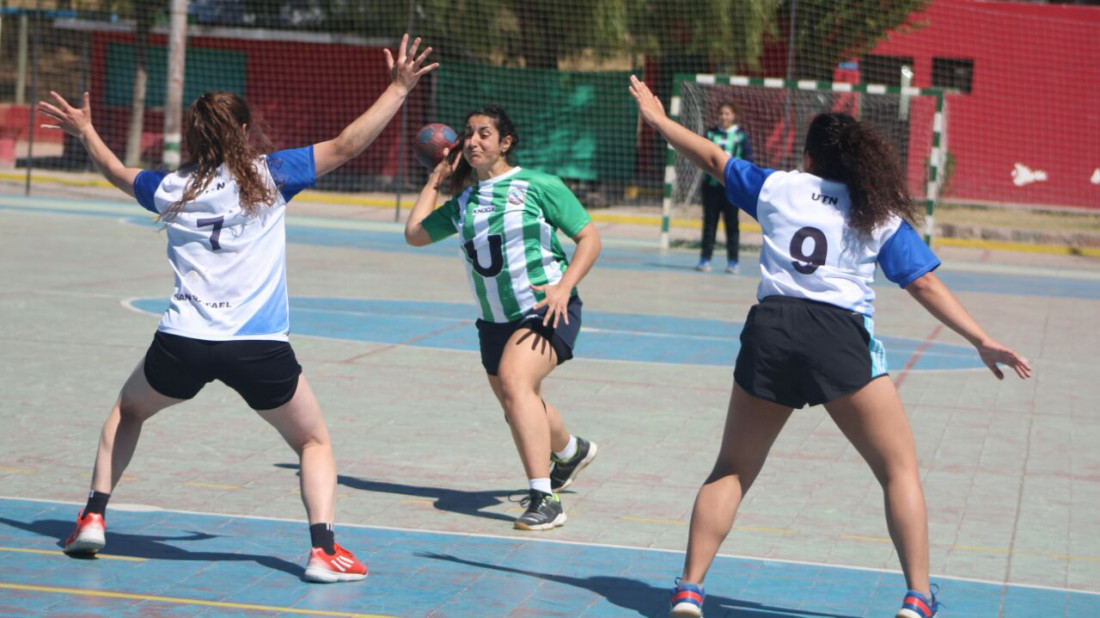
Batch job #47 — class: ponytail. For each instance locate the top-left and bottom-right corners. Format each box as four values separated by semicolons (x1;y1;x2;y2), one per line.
160;92;275;222
804;113;918;238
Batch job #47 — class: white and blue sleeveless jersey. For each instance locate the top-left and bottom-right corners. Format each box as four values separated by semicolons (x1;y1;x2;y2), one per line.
132;147;315;341
723;158;940;316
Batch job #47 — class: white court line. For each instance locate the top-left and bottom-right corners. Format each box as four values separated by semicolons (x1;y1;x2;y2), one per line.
3;495;1096;597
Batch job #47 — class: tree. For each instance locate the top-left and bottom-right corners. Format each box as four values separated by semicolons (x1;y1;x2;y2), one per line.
123;0;160;167
776;0;931;80
629;0;779;71
411;0;635;69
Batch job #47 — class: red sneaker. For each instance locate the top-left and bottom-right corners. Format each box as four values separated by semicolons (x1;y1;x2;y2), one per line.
303;543;367;583
64;511;106;555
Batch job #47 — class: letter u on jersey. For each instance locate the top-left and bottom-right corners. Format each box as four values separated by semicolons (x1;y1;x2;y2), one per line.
463;234;505;278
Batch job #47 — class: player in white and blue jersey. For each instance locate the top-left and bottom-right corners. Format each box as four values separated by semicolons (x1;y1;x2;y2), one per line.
630;76;1032;618
38;34;438;583
405;105;602;532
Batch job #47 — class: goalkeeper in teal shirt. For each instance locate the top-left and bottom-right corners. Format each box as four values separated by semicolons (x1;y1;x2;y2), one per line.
697;101;752;274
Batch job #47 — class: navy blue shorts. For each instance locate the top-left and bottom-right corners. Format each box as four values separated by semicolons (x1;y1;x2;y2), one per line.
733;296;888;409
476;296;583;376
143;331;302;411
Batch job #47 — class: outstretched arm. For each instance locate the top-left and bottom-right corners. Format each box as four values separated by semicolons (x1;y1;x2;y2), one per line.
37;91;140;197
906;271;1032;380
313;33;439;178
628;75;729;182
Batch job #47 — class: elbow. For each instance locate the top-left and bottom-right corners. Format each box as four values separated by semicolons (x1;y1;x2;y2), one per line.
707;152;728;182
331;134;357;162
404;229;429;247
904;271;937;296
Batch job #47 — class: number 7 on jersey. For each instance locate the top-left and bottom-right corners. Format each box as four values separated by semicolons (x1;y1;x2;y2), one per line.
197;216;225;251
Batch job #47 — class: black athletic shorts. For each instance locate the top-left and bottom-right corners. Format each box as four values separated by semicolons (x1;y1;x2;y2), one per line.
733;296;888;409
476;296;583;376
143;331;303;411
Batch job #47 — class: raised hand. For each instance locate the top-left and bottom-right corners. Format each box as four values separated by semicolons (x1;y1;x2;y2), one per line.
432;145;461;179
629;75;668;128
384;33;439;93
38;91;93;139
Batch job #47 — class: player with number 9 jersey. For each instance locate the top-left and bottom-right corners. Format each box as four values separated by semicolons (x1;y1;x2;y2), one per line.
630;76;1031;618
727;157;937;317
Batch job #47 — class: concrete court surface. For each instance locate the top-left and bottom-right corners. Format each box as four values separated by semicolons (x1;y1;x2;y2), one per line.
1;191;1099;617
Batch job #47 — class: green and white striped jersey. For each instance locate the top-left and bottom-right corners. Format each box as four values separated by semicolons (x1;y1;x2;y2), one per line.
421;166;591;323
704;125;751;186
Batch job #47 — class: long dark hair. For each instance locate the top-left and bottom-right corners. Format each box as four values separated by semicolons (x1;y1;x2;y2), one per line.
804;113;918;238
447;104;520;193
161;91;276;221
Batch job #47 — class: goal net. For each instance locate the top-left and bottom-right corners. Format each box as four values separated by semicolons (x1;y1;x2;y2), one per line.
667;74;948;245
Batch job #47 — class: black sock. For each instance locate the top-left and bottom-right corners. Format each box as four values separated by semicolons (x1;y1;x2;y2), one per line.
84;491;110;516
309;523;334;555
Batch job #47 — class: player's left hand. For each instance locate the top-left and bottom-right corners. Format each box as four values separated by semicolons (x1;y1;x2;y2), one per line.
629;75;668;128
385;33;439;93
531;283;571;328
977;339;1032;380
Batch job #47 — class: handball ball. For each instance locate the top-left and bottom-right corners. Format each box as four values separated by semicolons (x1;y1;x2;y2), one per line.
414;123;459;169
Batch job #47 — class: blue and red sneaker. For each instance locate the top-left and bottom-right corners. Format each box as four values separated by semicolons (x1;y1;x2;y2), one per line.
669;578;705;617
896;586;940;618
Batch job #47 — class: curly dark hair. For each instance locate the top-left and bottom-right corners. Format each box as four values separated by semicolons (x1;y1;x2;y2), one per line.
804;113;919;238
160;91;276;222
446;104;519;194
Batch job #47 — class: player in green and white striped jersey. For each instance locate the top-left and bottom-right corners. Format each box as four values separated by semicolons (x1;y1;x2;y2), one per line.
406;105;602;531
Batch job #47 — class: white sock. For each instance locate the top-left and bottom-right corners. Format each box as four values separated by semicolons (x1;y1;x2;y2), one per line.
529;478;553;495
554;435;578;461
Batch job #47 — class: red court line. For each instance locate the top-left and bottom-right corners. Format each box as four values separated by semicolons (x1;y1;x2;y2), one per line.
894;324;944;389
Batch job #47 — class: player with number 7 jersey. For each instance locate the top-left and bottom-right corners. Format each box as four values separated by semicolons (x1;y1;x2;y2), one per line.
38;33;439;582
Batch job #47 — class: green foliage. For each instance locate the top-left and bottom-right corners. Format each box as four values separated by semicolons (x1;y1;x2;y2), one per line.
778;0;931;79
414;0;635;68
630;0;779;70
87;0;929;74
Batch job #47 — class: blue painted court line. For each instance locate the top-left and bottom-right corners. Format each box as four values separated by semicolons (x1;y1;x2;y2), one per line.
5;194;1100;300
127;297;986;372
2;498;1096;617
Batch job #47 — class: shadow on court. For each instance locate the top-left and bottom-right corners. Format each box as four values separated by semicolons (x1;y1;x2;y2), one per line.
418;552;858;618
0;516;304;578
275;463;518;523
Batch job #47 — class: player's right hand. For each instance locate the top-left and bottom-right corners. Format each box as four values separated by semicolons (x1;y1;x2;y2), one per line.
38;91;93;139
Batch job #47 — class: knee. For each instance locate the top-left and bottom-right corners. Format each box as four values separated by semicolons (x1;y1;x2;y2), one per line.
707;455;759;489
876;460;921;488
117;398;150;423
496;372;534;411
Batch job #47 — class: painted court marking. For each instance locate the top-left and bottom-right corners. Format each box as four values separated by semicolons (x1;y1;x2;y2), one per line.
2;498;1098;617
